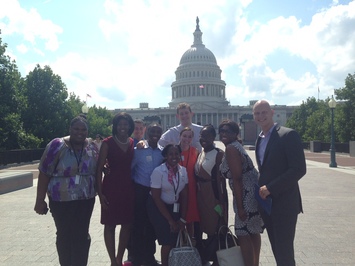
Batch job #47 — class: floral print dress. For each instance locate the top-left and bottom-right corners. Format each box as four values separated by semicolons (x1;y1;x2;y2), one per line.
220;140;264;236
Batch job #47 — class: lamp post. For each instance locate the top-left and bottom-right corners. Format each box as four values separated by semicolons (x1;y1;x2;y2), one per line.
328;95;337;168
82;102;89;115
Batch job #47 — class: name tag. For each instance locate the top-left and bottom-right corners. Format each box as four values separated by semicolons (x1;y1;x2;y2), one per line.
181;155;184;161
75;175;80;184
146;155;152;162
87;150;92;157
173;203;180;213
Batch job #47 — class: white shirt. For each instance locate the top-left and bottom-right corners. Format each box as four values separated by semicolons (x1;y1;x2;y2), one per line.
150;163;189;204
195;148;219;176
158;123;203;152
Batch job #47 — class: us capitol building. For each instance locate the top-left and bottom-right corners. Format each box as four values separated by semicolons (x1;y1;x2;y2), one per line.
114;17;296;144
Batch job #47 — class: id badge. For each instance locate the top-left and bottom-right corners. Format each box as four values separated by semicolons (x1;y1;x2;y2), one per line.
75;175;80;184
173;202;180;213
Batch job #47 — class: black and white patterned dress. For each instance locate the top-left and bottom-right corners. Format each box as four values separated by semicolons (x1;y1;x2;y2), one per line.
220;140;264;236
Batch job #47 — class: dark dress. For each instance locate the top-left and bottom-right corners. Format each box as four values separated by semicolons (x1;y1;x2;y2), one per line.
100;136;135;225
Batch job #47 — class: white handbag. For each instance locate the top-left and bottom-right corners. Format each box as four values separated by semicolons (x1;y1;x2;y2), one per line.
216;225;245;266
168;229;202;266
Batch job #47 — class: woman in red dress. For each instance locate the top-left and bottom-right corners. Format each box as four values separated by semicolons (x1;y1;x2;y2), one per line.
178;127;200;238
96;112;135;266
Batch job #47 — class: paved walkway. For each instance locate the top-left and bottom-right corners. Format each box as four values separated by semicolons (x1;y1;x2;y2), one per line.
0;144;354;265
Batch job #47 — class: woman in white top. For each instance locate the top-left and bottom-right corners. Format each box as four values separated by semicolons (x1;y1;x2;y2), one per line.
195;124;227;264
93;134;103;151
147;144;189;266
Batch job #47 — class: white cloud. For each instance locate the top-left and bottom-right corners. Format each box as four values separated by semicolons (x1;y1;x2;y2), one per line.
307;2;355;86
0;0;62;51
16;43;27;53
93;0;249;108
1;0;354;109
221;0;355;105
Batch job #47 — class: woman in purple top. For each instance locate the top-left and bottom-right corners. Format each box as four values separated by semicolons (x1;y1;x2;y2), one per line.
34;115;99;266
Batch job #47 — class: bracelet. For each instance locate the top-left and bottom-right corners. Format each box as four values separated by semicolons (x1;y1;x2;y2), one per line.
179;217;186;224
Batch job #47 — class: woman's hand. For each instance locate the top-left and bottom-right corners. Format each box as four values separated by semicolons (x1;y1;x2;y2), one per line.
168;220;179;232
99;194;109;210
34;199;48;215
177;219;186;231
103;162;111;176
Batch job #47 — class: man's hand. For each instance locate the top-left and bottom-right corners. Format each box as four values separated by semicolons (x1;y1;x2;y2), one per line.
136;140;147;149
259;185;271;200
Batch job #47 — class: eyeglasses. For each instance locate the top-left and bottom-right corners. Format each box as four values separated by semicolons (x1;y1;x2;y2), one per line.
219;129;234;134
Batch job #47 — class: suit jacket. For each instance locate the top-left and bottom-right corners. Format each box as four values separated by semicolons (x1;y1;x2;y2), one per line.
256;125;306;216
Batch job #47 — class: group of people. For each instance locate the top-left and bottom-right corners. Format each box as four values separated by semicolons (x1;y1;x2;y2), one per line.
34;99;306;266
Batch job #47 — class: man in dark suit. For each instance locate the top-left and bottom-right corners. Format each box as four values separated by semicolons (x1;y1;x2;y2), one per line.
253;100;306;266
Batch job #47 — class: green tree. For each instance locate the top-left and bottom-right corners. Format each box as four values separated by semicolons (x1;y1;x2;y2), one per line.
22;65;72;147
334;72;355;142
303;103;330;142
86;105;113;139
66;92;83;118
2;113;41;149
0;32;40;150
66;95;113;138
286;97;325;141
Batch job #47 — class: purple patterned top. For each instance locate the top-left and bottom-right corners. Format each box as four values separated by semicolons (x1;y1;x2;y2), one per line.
38;138;99;201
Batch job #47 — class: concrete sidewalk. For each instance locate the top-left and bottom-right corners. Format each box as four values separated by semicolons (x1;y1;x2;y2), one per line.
0;146;354;265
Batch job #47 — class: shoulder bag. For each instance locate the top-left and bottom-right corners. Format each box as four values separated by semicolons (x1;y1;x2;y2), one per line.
216;225;245;266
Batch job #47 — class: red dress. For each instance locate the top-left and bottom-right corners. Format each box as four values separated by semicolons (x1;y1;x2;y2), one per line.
101;137;135;225
180;147;200;223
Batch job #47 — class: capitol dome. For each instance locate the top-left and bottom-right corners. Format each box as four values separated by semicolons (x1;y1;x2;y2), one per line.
169;17;229;109
179;46;217;65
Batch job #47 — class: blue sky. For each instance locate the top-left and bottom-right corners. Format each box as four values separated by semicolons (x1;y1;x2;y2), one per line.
1;0;354;109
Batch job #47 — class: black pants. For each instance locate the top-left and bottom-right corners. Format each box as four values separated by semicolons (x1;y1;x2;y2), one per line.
129;183;157;265
49;198;95;266
262;211;298;266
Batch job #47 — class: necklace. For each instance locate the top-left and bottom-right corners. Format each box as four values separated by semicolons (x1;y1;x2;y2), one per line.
114;135;129;145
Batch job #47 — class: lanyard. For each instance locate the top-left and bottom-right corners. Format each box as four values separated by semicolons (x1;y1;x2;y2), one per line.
70;140;84;174
172;171;180;201
166;163;180;200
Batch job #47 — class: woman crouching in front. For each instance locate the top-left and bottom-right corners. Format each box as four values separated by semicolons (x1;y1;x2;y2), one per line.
147;144;188;266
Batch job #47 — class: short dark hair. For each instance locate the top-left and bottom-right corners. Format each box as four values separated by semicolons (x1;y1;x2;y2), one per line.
161;144;181;158
201;124;216;139
218;119;240;135
70;116;88;129
146;122;162;134
112;112;135;136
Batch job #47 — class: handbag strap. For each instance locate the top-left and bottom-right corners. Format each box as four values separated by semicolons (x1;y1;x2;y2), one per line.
175;229;194;248
217;225;238;250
